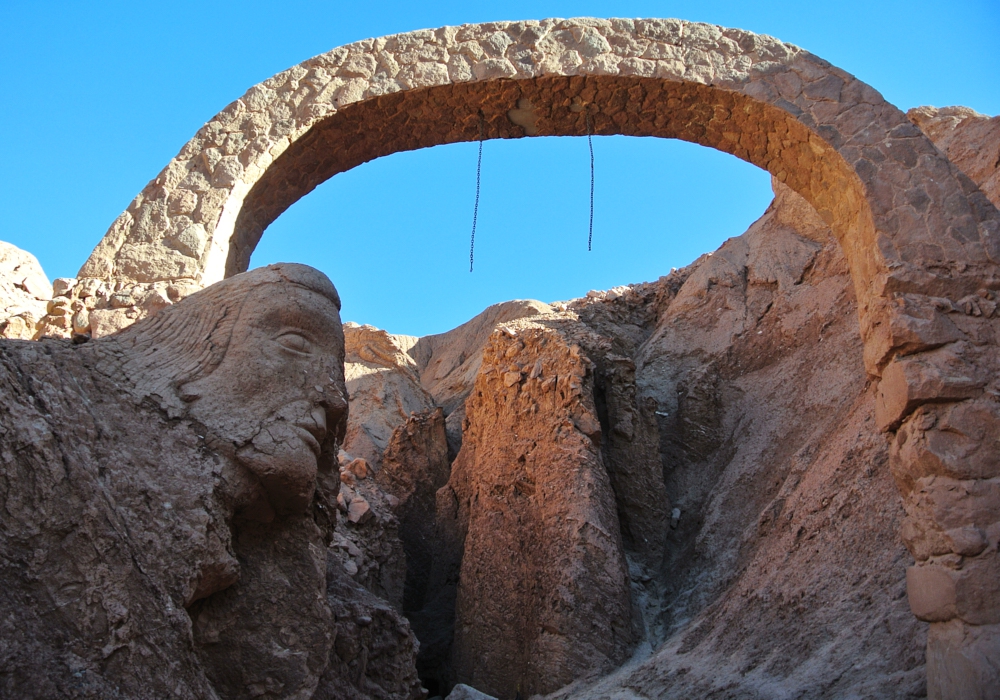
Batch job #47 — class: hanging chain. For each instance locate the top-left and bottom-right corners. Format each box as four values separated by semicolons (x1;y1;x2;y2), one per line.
586;111;594;252
469;116;484;272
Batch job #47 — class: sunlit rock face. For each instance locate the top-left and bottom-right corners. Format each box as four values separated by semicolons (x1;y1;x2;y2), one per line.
0;241;51;339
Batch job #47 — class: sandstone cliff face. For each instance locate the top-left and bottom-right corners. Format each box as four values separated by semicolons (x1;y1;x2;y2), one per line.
343;323;434;470
446;317;639;698
407;300;555;457
542;183;925;699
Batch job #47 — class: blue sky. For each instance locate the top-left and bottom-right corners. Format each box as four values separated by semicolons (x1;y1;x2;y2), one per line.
2;1;997;336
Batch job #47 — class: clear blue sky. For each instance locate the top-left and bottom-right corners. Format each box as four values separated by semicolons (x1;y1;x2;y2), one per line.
2;1;997;336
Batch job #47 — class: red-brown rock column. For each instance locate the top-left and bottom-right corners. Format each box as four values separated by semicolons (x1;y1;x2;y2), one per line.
445;317;636;698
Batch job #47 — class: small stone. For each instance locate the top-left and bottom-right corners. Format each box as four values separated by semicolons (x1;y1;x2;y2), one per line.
88;308;135;338
346;458;369;479
670;508;681;529
109;292;134;309
445;684;498;700
503;371;522;387
140;289;172;314
165;280;199;303
945;527;988;557
71;310;90;336
529;359;543;379
76;278;102;299
52;278;77;297
46;299;71;316
165;223;208;258
1;316;35;340
347;497;372;524
343;559;359;576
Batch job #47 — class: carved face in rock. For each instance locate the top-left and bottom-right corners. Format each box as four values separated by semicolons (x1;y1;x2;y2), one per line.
113;264;348;520
181;279;346;518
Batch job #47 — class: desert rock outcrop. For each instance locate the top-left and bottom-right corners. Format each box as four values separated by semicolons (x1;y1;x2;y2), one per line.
0;264;423;700
0;241;52;339
408;300;555;457
542;180;925;699
343;323;433;470
446;317;639;698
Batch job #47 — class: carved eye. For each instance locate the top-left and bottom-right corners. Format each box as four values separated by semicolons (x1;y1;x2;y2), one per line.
275;332;312;354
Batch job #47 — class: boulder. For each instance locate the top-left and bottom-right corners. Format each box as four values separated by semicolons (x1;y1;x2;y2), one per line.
445;684;497;700
343;322;436;470
0;240;51;339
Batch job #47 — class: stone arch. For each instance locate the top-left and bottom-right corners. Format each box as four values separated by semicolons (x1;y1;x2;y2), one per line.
77;18;1000;696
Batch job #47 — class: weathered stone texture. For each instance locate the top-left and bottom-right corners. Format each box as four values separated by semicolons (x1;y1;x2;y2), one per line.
8;16;1000;699
316;563;425;700
0;264;423;700
545;175;926;700
343;322;434;470
0;241;51;339
908;106;1000;206
446;317;638;698
406;299;555;454
74;19;1000;373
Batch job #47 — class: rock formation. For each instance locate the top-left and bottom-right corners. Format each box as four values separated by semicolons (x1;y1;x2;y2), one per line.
343;323;433;470
445;317;640;698
0;264;422;700
406;300;555;456
908;106;1000;206
0;241;52;339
